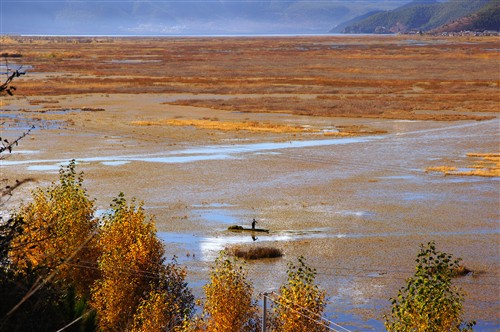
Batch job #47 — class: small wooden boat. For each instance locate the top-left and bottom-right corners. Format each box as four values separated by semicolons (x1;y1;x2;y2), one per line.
227;225;269;233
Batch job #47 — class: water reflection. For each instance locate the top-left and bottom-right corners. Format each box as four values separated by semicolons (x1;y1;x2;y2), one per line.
158;228;500;263
157;230;329;262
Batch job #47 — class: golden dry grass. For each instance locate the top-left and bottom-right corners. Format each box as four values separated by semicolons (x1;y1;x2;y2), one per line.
426;166;458;174
131;118;317;133
426;153;500;177
323;132;353;137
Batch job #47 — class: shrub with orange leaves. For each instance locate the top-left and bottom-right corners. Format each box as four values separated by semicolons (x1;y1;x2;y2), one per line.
271;256;327;332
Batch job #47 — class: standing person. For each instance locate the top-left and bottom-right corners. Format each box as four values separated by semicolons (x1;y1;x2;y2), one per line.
251;218;257;230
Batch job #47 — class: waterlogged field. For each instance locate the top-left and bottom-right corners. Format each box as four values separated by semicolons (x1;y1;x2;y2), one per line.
1;35;499;330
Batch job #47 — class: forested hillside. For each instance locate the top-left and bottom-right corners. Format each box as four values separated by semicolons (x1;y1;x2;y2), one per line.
337;0;498;34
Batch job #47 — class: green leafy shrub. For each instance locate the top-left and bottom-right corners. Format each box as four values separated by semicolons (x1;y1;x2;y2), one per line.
385;241;475;332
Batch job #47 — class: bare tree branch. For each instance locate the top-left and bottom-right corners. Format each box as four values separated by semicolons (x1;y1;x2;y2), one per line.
0;55;25;96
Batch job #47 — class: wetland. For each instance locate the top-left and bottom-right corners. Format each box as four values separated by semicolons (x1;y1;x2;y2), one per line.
1;35;498;330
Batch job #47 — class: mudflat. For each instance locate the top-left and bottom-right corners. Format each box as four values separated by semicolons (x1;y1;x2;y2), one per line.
1;35;498;330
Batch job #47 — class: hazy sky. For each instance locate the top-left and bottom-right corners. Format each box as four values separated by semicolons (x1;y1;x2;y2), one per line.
0;0;412;35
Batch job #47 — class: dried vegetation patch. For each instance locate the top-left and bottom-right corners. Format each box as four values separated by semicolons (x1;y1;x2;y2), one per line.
131;118;316;133
4;35;498;122
226;245;283;260
167;94;496;121
426;153;500;177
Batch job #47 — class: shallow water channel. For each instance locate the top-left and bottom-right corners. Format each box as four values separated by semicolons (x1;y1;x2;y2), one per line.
2;135;380;170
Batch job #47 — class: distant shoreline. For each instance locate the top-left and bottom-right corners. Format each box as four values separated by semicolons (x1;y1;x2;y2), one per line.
5;33;385;38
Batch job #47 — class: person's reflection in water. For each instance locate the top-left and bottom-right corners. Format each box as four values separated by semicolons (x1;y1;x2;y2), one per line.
251;235;258;242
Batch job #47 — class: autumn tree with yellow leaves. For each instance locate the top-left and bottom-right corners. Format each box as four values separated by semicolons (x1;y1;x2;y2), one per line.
3;163;194;331
2;161;98;331
91;193;193;331
185;251;260;332
271;256;327;332
9;160;99;297
130;258;195;332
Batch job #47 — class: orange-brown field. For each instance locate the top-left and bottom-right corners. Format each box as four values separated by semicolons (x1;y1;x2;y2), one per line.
1;35;498;121
1;35;499;330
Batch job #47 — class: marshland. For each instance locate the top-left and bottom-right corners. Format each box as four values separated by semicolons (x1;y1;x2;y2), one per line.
1;35;499;330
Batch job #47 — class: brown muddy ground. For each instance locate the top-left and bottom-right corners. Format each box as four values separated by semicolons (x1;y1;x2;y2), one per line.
1;35;498;330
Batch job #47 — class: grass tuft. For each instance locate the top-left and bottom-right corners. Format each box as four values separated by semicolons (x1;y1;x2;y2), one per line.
227;246;283;260
228;225;243;231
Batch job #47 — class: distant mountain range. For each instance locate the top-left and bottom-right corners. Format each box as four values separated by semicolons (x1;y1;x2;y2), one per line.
2;0;497;36
0;0;410;35
334;0;499;34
